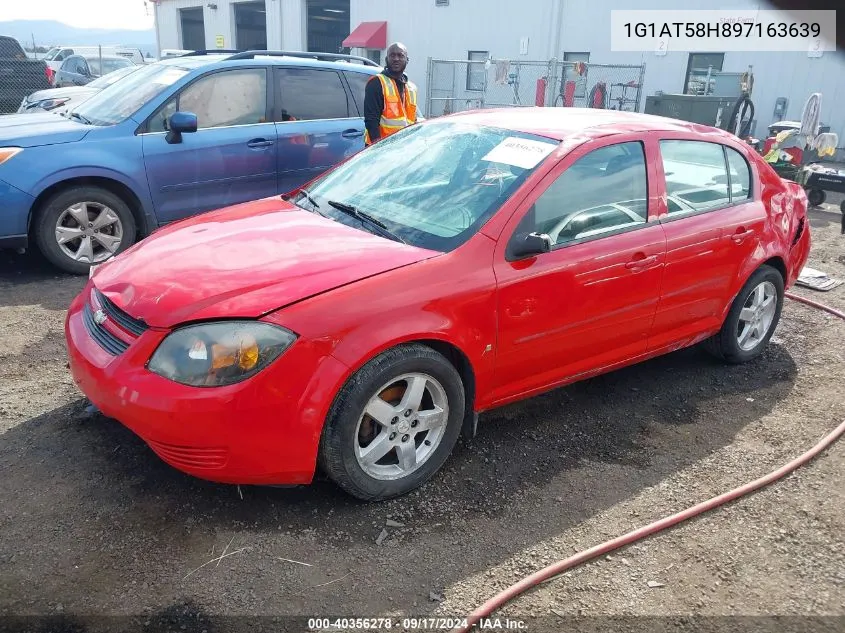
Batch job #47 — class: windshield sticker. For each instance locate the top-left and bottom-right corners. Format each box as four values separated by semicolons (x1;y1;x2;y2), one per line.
154;68;189;85
481;137;556;169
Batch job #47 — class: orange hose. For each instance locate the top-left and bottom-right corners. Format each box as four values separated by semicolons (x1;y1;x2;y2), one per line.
454;292;845;632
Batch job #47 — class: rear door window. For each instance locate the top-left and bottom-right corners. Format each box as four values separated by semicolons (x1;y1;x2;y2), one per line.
659;140;731;215
275;67;352;122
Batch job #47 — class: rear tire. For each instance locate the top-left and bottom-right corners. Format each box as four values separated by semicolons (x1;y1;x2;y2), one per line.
318;343;465;501
34;185;136;275
702;264;784;364
806;188;826;207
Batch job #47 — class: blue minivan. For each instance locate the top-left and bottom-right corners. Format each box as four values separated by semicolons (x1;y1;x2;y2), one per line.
0;50;382;274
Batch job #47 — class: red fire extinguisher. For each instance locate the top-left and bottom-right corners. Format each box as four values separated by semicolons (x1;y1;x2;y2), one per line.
535;77;547;107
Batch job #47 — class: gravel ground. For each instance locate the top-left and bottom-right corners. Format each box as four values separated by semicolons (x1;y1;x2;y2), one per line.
0;193;843;633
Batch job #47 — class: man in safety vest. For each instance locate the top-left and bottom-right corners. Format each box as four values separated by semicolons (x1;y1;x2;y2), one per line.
363;42;418;146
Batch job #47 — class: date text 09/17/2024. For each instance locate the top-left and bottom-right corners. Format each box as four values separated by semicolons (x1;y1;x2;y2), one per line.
307;617;527;630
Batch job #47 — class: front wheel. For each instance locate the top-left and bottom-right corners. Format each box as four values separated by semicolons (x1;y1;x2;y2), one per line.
702;264;784;364
318;344;466;501
34;185;137;275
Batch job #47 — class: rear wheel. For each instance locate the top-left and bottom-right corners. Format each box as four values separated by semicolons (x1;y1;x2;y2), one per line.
806;188;826;207
34;185;136;275
702;264;784;364
318;344;465;501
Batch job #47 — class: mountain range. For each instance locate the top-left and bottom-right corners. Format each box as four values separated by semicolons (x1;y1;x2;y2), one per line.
0;20;156;56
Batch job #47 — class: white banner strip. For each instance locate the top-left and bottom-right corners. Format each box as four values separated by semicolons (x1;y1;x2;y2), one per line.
610;10;837;53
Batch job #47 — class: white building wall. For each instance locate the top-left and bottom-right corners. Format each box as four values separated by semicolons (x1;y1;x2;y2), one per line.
155;0;305;53
154;0;845;141
557;0;845;140
350;0;845;140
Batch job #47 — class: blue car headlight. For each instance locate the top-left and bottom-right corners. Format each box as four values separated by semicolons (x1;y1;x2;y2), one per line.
147;321;297;387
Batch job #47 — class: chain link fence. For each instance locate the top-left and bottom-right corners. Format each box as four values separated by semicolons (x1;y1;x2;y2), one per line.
425;58;646;118
0;38;54;114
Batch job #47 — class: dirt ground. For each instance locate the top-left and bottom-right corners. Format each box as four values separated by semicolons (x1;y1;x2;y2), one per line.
0;192;843;633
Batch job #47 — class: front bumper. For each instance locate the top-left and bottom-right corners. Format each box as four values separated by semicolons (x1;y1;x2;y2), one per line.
64;283;349;485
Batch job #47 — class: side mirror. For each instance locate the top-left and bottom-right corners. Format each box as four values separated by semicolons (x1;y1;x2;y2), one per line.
509;232;552;259
166;111;198;144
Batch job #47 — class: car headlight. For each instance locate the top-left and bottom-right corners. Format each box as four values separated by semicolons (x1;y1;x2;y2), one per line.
0;148;22;166
35;98;71;111
147;321;297;387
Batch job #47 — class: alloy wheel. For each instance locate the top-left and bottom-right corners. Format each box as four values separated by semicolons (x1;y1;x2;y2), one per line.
353;372;450;480
736;280;778;351
55;201;124;264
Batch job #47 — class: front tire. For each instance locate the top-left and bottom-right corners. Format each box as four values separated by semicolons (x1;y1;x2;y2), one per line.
34;185;137;275
318;344;466;501
703;264;784;364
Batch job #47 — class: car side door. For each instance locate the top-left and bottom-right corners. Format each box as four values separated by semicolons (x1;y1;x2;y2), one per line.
73;58;91;85
490;136;668;404
56;56;81;87
141;66;277;225
647;135;767;352
273;65;366;194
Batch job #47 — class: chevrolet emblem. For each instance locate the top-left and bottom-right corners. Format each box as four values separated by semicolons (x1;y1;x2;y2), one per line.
93;309;108;325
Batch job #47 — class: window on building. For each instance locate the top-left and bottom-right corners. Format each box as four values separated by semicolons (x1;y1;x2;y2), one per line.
466;51;488;91
365;49;382;65
683;53;724;95
529;141;648;246
234;1;267;50
563;52;590;100
149;68;268;132
659;140;731;215
179;7;205;52
276;67;351;121
306;0;350;53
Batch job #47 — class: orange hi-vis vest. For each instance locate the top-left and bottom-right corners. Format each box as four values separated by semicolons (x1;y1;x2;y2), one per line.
365;73;418;145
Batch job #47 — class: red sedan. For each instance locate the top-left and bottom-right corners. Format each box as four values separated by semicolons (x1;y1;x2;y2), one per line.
65;107;811;501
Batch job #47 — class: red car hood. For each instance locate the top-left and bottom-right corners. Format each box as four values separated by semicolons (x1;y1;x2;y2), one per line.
91;197;439;328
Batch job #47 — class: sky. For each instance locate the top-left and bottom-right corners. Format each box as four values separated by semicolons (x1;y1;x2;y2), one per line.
0;0;155;30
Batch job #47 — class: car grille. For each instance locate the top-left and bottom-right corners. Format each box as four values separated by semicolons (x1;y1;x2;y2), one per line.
83;289;149;356
83;302;129;355
95;290;149;337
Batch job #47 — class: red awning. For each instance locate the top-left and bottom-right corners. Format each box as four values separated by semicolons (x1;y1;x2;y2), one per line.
342;21;388;49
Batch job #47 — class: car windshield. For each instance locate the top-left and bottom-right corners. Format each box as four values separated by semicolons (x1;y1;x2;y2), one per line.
73;63;190;126
301;121;560;252
44;47;61;61
87;57;134;76
87;65;139;88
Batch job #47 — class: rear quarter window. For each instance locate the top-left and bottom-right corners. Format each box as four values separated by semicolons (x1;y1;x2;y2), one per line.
343;70;375;114
0;38;25;58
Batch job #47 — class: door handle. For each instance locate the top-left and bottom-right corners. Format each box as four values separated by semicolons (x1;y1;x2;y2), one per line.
341;129;364;139
725;228;755;243
625;254;658;270
247;138;274;148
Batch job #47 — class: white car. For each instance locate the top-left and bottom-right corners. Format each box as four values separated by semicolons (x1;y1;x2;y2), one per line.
17;65;140;114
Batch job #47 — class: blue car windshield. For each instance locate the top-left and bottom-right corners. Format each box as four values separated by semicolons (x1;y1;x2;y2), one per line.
300;120;560;252
73;64;191;126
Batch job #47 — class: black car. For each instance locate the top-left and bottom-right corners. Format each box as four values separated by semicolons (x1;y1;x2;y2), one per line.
0;36;51;113
54;54;135;88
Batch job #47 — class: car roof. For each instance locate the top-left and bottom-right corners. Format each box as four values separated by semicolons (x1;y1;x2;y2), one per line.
78;54;133;61
156;53;381;74
444;107;736;142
